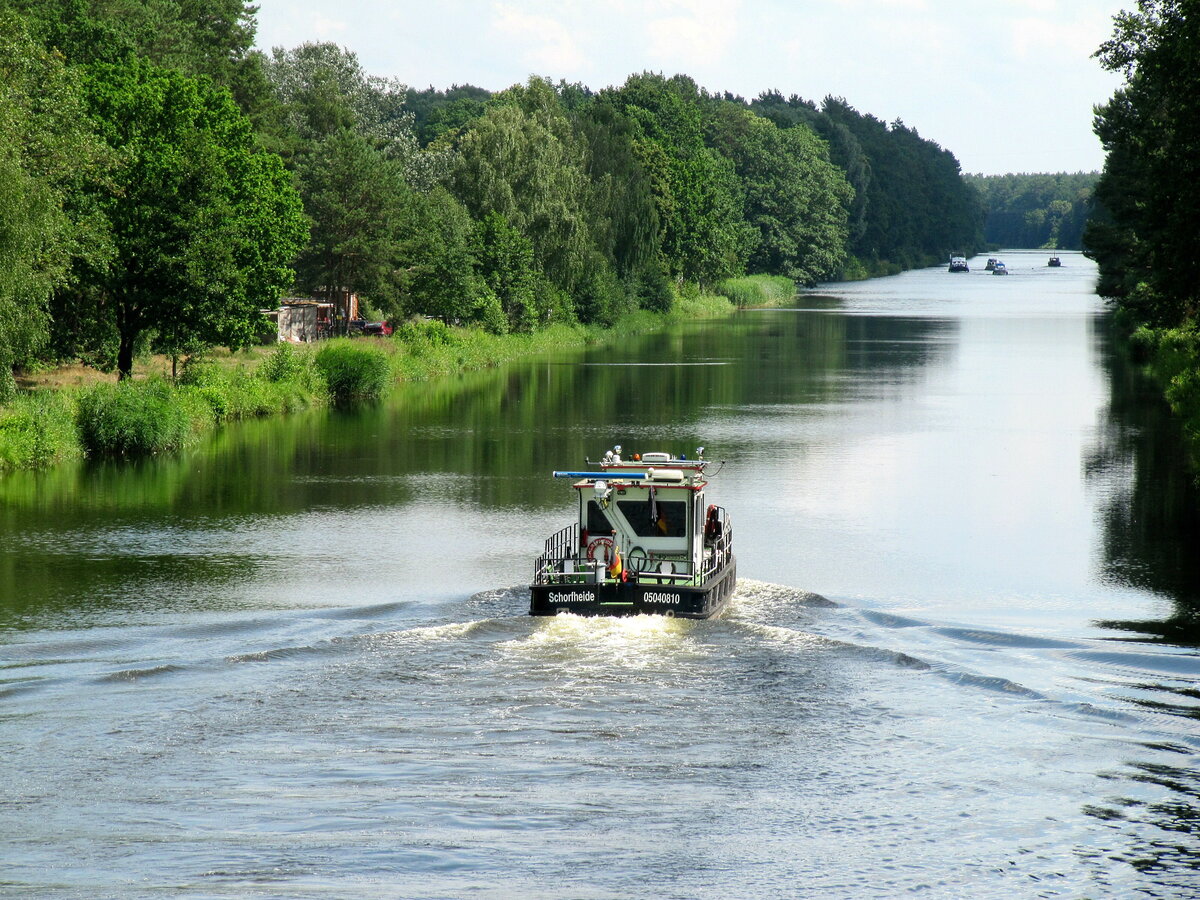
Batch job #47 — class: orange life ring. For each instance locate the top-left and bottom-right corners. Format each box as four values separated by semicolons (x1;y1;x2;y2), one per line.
587;536;615;563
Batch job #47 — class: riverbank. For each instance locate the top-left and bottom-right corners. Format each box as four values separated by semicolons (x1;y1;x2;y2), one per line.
0;278;791;473
1129;324;1200;470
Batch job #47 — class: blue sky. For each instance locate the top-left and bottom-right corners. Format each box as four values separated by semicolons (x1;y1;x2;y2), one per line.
253;0;1126;175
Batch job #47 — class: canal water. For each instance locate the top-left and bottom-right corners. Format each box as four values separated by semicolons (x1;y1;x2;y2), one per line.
2;250;1199;898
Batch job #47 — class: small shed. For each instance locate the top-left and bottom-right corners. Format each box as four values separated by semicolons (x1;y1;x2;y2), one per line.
275;300;334;343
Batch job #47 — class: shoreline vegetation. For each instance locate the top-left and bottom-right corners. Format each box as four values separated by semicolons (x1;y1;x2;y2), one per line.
0;276;791;473
1083;5;1200;473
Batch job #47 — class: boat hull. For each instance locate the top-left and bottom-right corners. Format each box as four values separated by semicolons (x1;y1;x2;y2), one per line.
530;558;737;619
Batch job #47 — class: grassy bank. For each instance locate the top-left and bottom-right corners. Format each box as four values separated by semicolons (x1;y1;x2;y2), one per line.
0;279;777;472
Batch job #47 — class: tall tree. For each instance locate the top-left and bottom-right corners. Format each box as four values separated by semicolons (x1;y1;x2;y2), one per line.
0;11;108;398
392;188;505;331
573;101;664;305
704;101;852;284
602;73;754;285
75;59;306;378
1087;1;1200;327
450;81;594;309
293;128;413;317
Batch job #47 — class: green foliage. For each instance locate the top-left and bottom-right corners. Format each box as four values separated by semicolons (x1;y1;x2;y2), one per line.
717;275;797;308
395;188;501;330
0;391;81;470
0;12;109;398
966;172;1098;249
294;128;412;313
264;42;416;155
1127;325;1200;465
75;58;307;378
77;379;200;457
451;82;596;303
404;83;491;146
751;91;872;247
1087;1;1200;329
314;340;392;403
818;96;984;268
704;101;851;284
475;212;537;332
573;101;661;285
603;73;754;285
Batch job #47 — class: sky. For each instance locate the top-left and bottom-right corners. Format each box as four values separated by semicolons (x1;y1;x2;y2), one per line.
253;0;1128;176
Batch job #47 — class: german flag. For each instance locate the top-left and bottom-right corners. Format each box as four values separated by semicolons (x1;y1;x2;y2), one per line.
608;544;623;580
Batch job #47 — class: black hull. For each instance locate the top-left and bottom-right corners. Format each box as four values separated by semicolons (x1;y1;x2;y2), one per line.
530;558;737;619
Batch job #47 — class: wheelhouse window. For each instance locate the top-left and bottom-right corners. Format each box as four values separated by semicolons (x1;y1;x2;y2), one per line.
616;500;688;538
586;500;614;534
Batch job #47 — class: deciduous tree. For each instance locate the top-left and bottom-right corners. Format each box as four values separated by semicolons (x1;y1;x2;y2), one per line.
77;59;306;378
0;13;108;398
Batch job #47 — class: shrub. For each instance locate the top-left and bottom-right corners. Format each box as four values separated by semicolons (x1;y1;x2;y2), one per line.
0;392;81;470
259;342;305;383
77;379;198;457
717;275;797;308
314;341;392;403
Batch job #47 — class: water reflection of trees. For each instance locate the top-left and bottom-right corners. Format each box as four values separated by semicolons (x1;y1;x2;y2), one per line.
0;312;951;624
1083;757;1200;896
1086;320;1200;646
1083;319;1200;895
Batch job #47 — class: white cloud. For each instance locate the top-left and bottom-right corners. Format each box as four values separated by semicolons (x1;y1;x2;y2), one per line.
492;4;587;73
643;0;742;67
312;15;348;39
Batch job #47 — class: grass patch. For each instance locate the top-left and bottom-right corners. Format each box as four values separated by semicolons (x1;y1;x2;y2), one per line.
1;286;748;471
315;341;393;403
77;379;204;457
715;275;797;308
0;391;82;471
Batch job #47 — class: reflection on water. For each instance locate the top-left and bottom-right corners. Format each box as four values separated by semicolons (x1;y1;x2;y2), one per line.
1088;324;1200;645
2;250;1200;897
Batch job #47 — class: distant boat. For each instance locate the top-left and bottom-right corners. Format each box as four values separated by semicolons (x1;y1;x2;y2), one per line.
984;258;998;271
992;261;1009;275
948;255;969;273
1048;256;1062;267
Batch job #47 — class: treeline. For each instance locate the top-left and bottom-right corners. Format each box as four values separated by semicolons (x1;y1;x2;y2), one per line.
0;0;985;400
1085;1;1200;464
966;172;1098;250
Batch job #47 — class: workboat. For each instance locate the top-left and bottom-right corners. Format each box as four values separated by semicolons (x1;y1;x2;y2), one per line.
1048;255;1062;267
948;256;969;273
530;445;736;618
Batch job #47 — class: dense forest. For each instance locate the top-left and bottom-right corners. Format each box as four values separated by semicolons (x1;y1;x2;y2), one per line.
1086;0;1200;460
0;0;987;399
967;172;1098;250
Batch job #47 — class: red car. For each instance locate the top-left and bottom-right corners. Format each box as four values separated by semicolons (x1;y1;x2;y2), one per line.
362;321;392;336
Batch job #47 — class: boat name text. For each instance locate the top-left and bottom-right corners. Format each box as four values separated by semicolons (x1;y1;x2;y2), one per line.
547;590;596;603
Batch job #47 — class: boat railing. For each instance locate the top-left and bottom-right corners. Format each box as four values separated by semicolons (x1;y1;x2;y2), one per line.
534;508;735;587
700;507;733;582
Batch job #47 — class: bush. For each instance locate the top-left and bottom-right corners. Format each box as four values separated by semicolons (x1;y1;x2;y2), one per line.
0;392;81;470
314;341;392;403
717;275;797;308
259;343;305;383
77;379;199;457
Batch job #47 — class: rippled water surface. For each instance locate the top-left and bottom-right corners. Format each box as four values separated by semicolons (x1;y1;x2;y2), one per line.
3;251;1200;898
